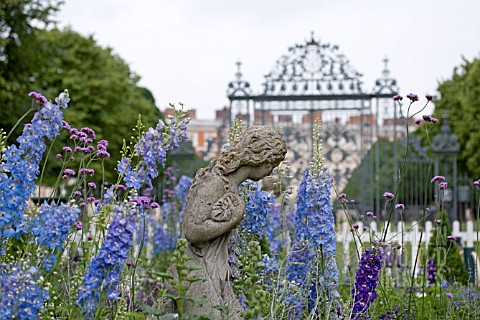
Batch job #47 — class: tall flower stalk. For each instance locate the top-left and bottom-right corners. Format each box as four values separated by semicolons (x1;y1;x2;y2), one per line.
286;119;339;317
350;246;384;319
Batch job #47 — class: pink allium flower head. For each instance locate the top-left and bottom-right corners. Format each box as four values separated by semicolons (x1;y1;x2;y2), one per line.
383;192;394;200
431;176;446;183
438;182;448;189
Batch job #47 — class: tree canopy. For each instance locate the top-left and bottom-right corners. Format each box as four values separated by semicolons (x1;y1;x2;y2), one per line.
1;1;164;185
430;56;480;179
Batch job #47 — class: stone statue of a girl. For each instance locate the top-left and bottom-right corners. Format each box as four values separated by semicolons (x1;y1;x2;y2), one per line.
179;126;287;317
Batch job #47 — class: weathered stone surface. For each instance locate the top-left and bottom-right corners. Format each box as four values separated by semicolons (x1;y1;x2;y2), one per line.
175;126;286;318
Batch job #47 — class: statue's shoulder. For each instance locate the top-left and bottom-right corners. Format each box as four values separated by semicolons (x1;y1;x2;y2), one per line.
192;171;227;193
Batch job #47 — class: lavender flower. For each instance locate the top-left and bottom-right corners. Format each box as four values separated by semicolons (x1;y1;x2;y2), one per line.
287;168;339;313
241;190;273;237
152;223;177;253
351;246;384;318
427;258;436;284
122;111;190;189
31;202;80;250
175;175;193;204
0;263;50;319
76;205;136;317
0;91;69;238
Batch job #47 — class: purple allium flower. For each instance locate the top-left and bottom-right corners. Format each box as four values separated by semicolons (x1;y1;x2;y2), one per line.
395;203;405;210
425;94;434;101
431;175;446;183
438;182;448;189
31;202;80;250
422;115;438;123
406;93;419;101
79;168;95;176
76;205;136;316
383;192;394;200
0;263;50;319
351;246;384;318
64;168;76;176
427;259;436;284
392;95;403;101
28;91;48;106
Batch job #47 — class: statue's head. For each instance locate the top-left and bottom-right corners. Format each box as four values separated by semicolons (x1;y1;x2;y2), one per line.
216;126;287;176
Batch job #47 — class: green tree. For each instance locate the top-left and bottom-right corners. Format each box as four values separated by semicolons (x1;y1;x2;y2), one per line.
29;27;163;184
1;0;63;135
430;57;480;178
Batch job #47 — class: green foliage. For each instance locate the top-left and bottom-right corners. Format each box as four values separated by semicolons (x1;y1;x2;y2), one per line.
233;239;271;319
150;238;207;320
1;26;163;185
429;57;480;178
0;0;63;136
428;210;469;284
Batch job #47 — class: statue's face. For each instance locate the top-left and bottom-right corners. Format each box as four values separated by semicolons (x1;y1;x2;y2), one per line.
248;162;274;181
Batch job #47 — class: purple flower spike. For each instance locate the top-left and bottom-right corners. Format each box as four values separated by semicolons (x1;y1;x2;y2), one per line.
351;246;384;318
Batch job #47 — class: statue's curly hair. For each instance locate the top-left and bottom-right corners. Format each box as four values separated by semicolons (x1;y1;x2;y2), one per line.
192;126;287;184
215;126;287;175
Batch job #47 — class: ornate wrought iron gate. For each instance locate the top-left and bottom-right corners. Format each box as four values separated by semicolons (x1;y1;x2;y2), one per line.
226;33;399;215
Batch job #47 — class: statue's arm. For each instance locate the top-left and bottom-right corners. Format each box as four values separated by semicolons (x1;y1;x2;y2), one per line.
183;185;245;244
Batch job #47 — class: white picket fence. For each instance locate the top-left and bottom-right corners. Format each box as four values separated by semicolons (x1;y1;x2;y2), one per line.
336;220;479;272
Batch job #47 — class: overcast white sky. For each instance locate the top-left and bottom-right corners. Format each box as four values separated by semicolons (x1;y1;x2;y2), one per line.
57;0;480;120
